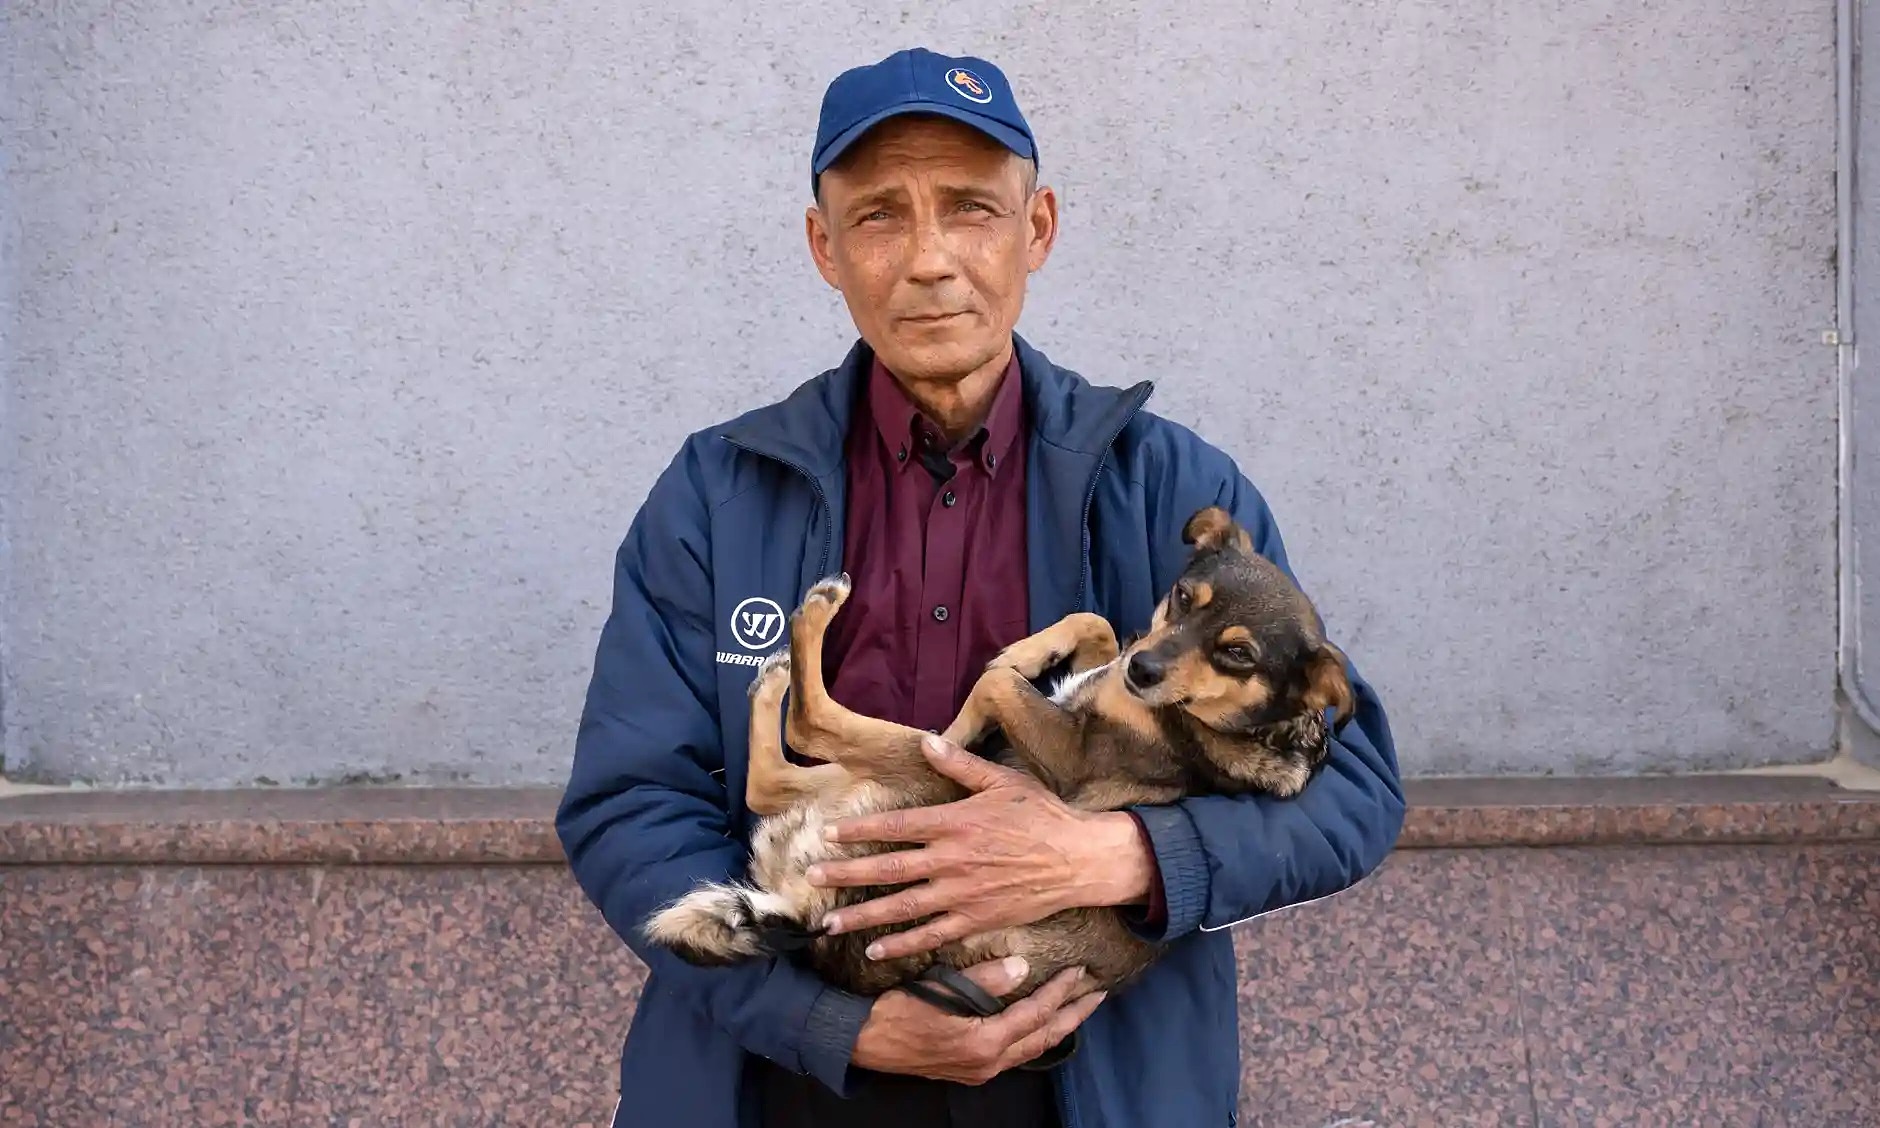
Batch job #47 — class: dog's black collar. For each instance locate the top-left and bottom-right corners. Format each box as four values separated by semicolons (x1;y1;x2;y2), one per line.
758;921;826;954
901;964;1006;1018
900;964;1080;1072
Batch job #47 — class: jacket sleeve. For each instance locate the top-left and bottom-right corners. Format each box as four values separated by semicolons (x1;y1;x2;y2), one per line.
554;440;870;1096
1125;458;1407;942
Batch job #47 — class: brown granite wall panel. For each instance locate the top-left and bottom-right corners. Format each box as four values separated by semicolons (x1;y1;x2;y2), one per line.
3;841;1876;1125
1233;850;1536;1127
1509;845;1880;1128
290;866;644;1128
0;866;316;1127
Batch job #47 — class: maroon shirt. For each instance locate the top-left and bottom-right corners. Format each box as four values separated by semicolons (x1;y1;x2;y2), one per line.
823;356;1031;732
820;353;1167;928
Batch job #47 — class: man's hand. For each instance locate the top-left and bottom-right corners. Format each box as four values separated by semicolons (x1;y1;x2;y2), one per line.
851;956;1105;1084
809;734;1157;962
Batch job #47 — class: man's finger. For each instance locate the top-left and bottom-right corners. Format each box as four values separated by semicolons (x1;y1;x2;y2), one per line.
858;912;975;959
985;966;1085;1040
892;955;1033;1019
1000;988;1107;1071
920;734;1027;792
824;804;952;845
806;846;936;890
1061;972;1106;1004
955;955;1032;998
821;885;946;937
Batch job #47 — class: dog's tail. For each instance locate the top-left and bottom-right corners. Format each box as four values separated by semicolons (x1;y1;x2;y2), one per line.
643;882;817;967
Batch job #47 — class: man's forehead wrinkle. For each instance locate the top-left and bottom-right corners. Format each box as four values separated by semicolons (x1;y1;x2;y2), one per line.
826;168;1023;214
840;184;905;209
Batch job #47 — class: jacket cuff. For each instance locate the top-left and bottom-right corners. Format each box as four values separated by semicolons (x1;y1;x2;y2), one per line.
1116;811;1168;931
799;984;872;1096
1123;803;1210;942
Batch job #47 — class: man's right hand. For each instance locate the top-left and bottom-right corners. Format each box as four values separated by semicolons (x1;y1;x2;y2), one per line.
849;957;1105;1085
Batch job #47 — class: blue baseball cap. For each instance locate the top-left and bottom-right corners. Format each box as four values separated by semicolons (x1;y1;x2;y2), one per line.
811;48;1037;191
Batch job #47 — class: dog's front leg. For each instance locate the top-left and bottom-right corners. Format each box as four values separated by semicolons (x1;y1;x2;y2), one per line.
779;574;938;790
984;613;1120;681
940;668;1083;793
744;649;848;816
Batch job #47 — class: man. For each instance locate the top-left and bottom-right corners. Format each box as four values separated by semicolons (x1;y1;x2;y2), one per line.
557;47;1404;1128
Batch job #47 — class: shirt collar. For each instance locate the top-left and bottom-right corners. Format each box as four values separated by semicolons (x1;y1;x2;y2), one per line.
865;353;1025;478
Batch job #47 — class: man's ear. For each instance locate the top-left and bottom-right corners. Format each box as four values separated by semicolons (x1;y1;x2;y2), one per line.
1300;641;1355;728
1182;506;1253;555
805;205;841;289
1025;183;1059;273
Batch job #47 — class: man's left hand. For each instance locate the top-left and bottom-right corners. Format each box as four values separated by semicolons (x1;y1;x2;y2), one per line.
808;734;1156;962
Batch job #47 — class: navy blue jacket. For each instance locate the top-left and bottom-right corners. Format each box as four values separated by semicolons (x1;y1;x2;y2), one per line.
557;335;1405;1128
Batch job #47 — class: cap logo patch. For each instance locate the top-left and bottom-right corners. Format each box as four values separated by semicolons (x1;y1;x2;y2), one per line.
945;67;993;105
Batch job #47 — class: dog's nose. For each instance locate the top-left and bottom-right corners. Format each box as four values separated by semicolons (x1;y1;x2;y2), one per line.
1126;652;1165;689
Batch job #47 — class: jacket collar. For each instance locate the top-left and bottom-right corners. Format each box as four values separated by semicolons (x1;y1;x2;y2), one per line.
719;333;1154;475
721;332;1155;628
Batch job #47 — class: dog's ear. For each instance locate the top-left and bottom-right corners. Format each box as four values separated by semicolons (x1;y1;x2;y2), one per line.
1300;641;1355;728
1182;506;1253;554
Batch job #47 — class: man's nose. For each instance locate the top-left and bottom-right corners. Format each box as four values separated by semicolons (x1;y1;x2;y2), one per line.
904;217;959;282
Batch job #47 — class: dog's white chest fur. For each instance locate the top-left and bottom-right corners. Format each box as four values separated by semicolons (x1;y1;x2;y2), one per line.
1047;659;1114;706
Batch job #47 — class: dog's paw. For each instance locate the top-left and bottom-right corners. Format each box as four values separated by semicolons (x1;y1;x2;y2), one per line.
759;647;792;679
805;572;852;608
988;637;1067;679
747;648;792;698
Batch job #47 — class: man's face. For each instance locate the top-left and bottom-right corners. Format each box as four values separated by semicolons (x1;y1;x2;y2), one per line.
807;115;1058;388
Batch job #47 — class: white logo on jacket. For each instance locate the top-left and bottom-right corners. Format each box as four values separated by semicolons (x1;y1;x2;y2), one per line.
729;597;786;651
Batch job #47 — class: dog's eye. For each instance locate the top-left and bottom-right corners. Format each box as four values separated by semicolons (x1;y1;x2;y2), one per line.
1216;643;1255;666
1172;587;1192;612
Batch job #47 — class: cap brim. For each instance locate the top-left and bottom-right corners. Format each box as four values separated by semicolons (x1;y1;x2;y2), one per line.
812;101;1035;176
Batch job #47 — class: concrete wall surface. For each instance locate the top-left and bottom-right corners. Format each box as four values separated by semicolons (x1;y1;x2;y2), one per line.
0;0;1840;785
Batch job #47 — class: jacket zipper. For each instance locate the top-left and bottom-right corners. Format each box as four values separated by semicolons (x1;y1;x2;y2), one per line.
1053;384;1153;1128
1070;385;1156;615
1056;1061;1079;1128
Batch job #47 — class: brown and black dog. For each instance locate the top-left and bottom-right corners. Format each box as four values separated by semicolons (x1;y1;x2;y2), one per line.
644;505;1352;1044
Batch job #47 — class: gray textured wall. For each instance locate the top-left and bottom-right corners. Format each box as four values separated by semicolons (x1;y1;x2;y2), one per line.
0;0;1840;785
1846;0;1880;757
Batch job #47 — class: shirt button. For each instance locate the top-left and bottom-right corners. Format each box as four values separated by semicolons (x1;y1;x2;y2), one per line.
942;490;957;507
896;447;907;462
986;453;998;469
932;605;949;622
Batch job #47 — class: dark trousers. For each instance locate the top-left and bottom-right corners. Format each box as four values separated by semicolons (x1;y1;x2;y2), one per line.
755;1056;1060;1128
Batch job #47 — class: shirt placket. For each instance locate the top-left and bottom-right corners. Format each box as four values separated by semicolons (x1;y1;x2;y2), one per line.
913;439;972;731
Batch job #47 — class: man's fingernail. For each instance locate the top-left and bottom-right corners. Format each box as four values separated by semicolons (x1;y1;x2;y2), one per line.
806;865;824;885
922;734;947;755
1002;956;1029;980
823;914;843;935
865;942;885;960
822;824;840;842
1090;991;1109;1005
